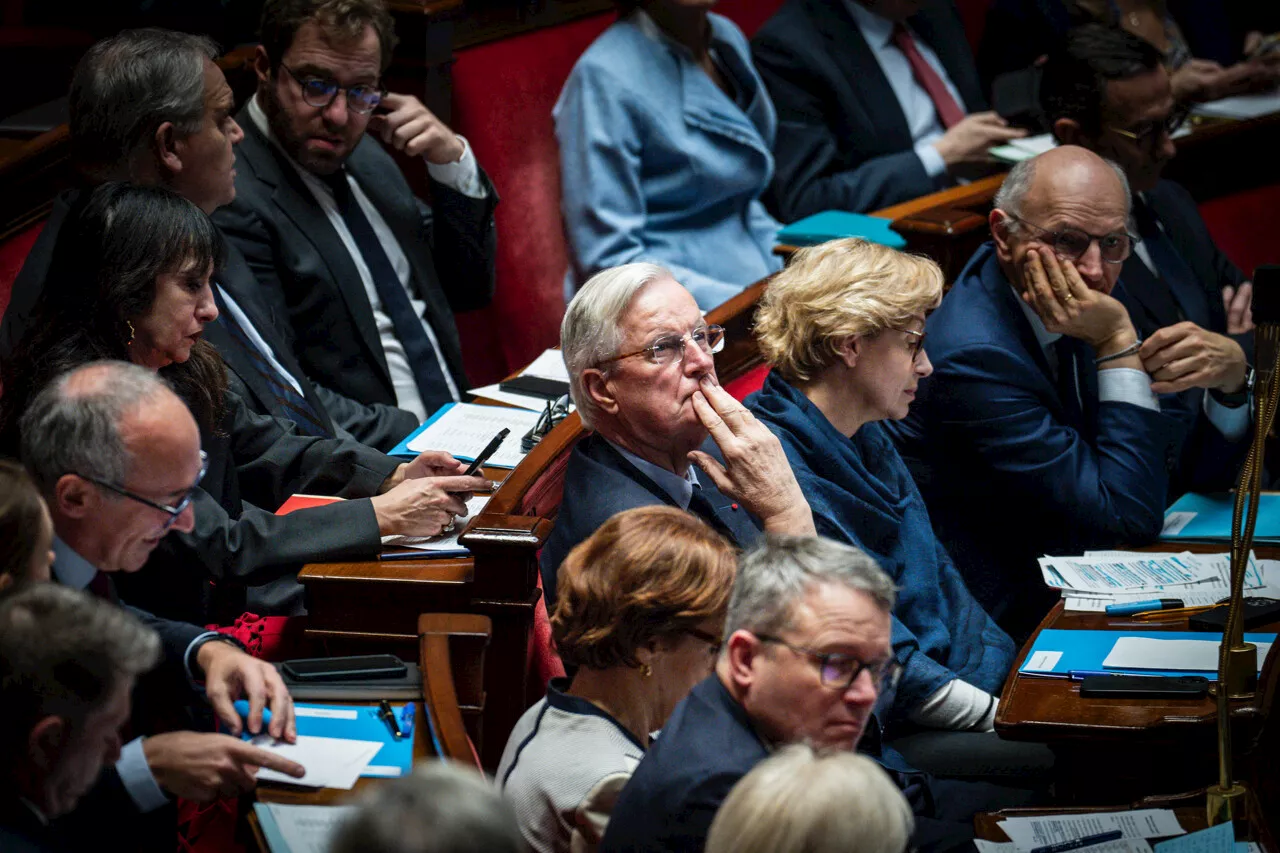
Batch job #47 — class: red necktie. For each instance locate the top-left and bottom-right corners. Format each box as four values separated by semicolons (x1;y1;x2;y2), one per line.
88;571;116;603
891;24;965;130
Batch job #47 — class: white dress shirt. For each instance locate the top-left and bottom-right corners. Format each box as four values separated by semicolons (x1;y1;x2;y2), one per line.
610;441;700;509
215;285;305;396
844;0;966;180
247;95;484;421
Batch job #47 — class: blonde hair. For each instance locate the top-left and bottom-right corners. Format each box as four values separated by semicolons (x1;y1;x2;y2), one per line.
705;744;914;853
754;239;943;383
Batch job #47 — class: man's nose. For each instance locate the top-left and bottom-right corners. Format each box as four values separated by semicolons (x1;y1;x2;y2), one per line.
170;503;197;535
229;117;245;145
1076;242;1106;285
683;337;714;376
323;91;350;127
843;668;879;708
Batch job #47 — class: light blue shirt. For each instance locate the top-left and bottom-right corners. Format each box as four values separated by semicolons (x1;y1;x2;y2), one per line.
52;537;211;814
215;285;305;397
610;441;700;510
844;0;965;180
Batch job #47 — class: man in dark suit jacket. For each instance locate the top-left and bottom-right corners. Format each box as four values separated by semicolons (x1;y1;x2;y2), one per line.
0;28;419;452
887;147;1190;639
17;362;309;849
542;264;816;602
1041;24;1252;494
752;0;1026;218
213;0;498;423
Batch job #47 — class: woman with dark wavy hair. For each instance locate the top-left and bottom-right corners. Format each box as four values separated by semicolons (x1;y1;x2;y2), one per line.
0;182;484;622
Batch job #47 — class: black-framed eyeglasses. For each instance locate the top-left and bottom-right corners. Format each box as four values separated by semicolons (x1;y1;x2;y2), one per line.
1004;212;1139;265
754;633;901;691
599;324;726;367
684;627;723;657
901;328;927;362
279;63;385;115
75;451;209;531
1108;103;1190;149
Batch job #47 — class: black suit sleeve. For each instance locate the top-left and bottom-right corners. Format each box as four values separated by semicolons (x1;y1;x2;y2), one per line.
311;382;420;453
752;38;942;218
122;604;205;669
420;170;498;314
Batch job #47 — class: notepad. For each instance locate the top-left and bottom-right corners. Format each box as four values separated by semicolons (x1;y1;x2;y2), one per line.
250;734;382;789
1102;636;1273;673
776;211;907;248
388;402;541;464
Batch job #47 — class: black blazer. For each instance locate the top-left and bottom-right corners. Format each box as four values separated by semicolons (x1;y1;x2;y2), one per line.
0;190;419;453
214;111;498;411
752;0;987;218
538;435;763;604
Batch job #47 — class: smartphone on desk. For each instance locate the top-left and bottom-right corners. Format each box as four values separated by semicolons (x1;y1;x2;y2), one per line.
281;654;407;682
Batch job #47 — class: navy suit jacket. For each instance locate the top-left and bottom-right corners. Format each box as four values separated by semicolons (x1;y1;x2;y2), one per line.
538;435;762;604
1116;179;1251;494
887;243;1186;637
214;110;497;412
752;0;986;218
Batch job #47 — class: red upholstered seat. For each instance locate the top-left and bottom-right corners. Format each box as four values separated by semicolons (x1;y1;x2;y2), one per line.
952;0;991;53
1197;184;1280;280
724;363;770;401
0;221;44;324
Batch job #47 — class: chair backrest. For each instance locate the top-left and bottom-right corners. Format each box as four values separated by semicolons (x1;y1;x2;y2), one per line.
1197;184;1280;280
418;612;492;769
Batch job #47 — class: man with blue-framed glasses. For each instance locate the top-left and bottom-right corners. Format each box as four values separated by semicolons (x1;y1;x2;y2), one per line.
19;362;308;845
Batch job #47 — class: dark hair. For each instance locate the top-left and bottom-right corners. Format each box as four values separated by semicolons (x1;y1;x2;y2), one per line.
0;183;226;452
69;28;220;182
0;461;47;585
1041;23;1166;137
259;0;398;73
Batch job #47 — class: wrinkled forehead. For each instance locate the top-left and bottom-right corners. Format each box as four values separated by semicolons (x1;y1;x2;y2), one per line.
1022;171;1129;234
617;278;705;347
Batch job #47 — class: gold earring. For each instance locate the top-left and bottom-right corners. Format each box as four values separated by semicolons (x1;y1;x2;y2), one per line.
126;320;136;346
640;663;652;678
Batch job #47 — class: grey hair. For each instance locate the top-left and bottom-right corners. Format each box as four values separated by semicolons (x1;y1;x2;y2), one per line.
561;263;672;429
725;535;896;642
0;584;160;764
330;761;524;853
993;153;1133;230
69;28;220;181
706;743;914;853
19;361;173;496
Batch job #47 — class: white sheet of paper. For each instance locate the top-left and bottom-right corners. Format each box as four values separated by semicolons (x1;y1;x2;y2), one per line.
382;495;490;550
1193;92;1280;119
521;348;570;382
251;734;382;789
1064;589;1229;612
466;383;548;411
1040;552;1213;592
406;403;541;467
1103;637;1272;673
261;803;358;853
998;810;1184;849
975;842;1016;853
1025;650;1063;672
294;707;357;720
1161;512;1195;536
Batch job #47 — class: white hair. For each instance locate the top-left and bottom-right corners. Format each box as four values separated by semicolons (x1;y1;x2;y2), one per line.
993;153;1134;232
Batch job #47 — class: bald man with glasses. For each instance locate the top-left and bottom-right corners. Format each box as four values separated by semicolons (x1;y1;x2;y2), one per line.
887;146;1204;640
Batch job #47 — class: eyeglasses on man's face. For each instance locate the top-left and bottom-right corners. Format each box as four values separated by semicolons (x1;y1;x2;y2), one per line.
1108;104;1190;150
76;450;209;531
753;633;901;692
600;324;726;367
279;63;385;115
1005;212;1139;265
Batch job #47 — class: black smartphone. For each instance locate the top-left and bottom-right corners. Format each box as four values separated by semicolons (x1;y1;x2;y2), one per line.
499;374;571;400
281;654;407;682
463;428;510;477
1079;674;1208;698
1188;598;1280;632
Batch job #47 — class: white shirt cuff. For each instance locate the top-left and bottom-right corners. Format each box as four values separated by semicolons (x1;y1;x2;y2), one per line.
1204;392;1250;441
916;141;948;180
1097;367;1160;411
425;135;486;199
117;737;169;813
908;679;998;731
183;630;221;689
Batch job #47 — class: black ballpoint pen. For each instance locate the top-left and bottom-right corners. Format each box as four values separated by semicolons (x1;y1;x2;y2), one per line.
379;699;404;739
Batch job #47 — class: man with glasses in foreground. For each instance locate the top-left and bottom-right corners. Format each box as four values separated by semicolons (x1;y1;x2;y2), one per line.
1041;24;1252;494
215;0;496;422
889;146;1191;640
17;360;306;847
603;535;1020;853
541;262;815;602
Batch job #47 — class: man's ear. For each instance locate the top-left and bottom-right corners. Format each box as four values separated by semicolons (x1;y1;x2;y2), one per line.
1053;117;1086;147
28;717;69;771
53;474;95;521
153;121;183;177
990;209;1016;263
723;630;761;692
253;45;272;87
582;368;619;417
832;336;862;370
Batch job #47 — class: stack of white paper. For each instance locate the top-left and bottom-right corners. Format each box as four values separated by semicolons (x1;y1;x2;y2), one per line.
406;403;542;468
382;495;490;551
251;734;383;789
1103;636;1273;673
997;809;1185;849
1036;550;1276;612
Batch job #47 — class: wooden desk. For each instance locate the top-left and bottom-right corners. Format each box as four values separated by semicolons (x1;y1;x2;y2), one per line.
995;544;1279;806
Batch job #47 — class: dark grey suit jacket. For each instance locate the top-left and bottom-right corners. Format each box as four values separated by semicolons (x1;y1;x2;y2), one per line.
752;0;986;218
213;110;498;412
0;190;419;453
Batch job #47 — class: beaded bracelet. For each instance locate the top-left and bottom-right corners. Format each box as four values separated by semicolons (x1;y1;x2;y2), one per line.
1094;338;1143;365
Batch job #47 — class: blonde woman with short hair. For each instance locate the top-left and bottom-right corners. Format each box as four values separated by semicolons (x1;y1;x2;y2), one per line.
705;744;913;853
746;238;1016;744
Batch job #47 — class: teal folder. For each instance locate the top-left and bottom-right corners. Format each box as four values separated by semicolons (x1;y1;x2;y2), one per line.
1161;492;1280;542
247;702;414;779
776;210;907;248
1018;628;1276;680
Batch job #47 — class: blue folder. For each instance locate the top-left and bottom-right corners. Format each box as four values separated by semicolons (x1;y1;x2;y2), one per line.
776;210;907;249
1161;492;1280;542
248;703;414;779
1019;629;1276;680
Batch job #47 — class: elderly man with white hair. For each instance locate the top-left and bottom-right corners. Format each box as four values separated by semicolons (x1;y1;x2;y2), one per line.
540;263;815;601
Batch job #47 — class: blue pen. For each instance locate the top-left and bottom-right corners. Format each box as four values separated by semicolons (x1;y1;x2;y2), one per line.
232;699;273;730
400;702;416;738
1105;598;1183;616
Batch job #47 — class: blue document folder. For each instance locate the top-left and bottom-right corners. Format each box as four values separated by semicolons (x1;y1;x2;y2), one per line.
1161;492;1280;542
248;703;414;779
776;210;907;248
1018;629;1276;680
